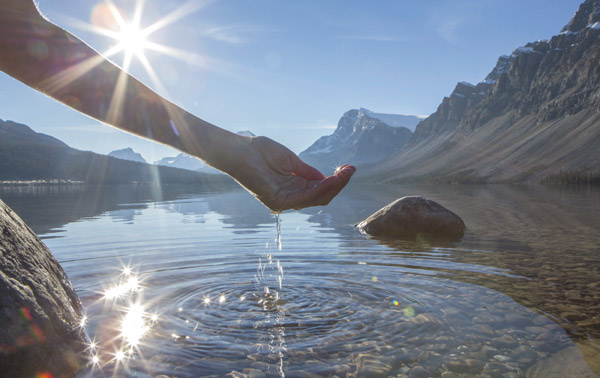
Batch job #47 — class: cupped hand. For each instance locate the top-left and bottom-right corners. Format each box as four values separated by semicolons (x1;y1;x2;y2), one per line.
229;136;355;213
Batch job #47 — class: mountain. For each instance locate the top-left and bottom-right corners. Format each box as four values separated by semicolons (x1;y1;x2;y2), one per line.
365;0;600;184
0;119;232;186
299;109;413;173
359;108;425;132
108;148;147;164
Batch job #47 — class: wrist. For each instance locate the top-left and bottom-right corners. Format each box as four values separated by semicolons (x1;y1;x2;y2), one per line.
181;115;252;174
210;131;254;175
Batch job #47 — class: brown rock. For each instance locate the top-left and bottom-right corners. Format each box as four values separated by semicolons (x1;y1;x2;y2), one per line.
357;196;466;240
0;199;87;377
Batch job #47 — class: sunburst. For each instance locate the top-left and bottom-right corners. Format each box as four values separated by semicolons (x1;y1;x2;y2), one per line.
49;0;216;96
89;0;210;71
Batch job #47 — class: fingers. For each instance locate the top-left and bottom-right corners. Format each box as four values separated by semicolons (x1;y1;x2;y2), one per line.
285;165;356;210
293;158;326;181
315;164;356;205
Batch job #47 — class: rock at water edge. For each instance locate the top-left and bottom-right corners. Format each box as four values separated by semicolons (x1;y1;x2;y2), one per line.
0;198;87;377
357;196;465;240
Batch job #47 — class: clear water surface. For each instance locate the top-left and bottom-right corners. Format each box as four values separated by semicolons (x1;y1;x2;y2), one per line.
1;183;599;378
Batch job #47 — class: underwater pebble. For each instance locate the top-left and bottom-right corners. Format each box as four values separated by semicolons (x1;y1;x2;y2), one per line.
494;354;511;362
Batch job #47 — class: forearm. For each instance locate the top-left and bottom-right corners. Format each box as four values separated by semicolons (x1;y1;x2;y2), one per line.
0;2;248;173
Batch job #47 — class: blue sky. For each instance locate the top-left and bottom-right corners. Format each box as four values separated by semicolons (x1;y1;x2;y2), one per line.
0;0;583;164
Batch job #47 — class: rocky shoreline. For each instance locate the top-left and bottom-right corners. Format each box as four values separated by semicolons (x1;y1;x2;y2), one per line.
0;198;87;377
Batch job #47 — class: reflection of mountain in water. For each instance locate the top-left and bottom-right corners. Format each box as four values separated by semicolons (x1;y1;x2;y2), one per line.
2;182;600;342
0;185;275;236
302;184;600;341
152;189;274;232
203;190;274;233
0;185;226;235
109;208;142;224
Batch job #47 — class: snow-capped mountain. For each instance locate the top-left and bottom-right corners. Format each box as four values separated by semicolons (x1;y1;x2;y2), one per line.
299;109;413;173
359;108;425;132
108;148;147;164
367;0;600;183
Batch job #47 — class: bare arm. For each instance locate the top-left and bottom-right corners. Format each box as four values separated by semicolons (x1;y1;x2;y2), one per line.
0;0;355;212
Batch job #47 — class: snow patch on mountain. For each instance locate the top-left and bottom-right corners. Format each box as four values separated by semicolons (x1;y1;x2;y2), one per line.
299;109;414;172
358;108;425;132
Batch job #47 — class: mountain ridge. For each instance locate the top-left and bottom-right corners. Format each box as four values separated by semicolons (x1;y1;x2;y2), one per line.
299;109;413;173
363;0;600;183
108;147;147;164
0;119;232;186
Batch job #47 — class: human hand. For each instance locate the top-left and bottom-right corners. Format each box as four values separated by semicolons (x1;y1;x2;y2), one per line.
228;136;355;213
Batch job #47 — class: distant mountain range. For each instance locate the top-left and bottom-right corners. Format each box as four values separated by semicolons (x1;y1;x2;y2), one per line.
0;119;232;186
108;148;147;164
4;1;598;186
302;0;600;184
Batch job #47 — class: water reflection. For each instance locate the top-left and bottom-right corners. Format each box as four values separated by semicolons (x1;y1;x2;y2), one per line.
2;183;599;376
301;184;600;342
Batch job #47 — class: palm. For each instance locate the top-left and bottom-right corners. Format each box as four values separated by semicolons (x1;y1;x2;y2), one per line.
232;136;355;212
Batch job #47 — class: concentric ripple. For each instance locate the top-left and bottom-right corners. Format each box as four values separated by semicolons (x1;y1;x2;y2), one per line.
78;251;571;377
29;191;579;378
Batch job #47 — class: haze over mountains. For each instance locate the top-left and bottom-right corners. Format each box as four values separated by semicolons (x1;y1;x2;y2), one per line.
2;0;598;185
108;148;147;164
302;0;600;183
0;119;230;186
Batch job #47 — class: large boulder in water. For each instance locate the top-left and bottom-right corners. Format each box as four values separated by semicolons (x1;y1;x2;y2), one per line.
0;198;87;377
357;196;466;240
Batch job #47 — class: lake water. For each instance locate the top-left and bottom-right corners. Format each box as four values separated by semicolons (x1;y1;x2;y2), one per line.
1;183;599;377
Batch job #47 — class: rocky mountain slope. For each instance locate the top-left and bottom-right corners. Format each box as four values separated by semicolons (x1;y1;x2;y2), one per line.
366;0;600;184
299;109;413;173
0;119;231;185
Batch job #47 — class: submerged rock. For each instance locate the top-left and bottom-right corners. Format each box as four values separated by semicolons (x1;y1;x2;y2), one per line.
0;198;86;377
357;196;465;240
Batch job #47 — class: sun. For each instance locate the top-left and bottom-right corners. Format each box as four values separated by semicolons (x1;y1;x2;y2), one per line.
117;22;148;58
